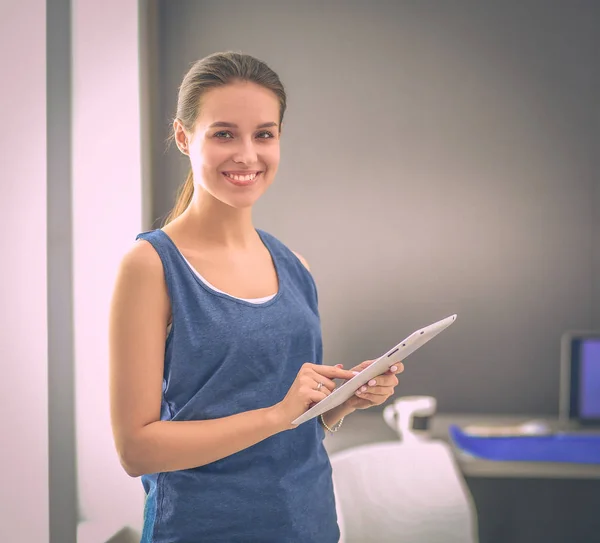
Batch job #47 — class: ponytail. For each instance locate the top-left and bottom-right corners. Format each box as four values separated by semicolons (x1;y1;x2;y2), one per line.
163;169;194;226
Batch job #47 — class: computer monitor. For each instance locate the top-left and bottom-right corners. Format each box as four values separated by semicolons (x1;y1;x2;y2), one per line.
559;331;600;426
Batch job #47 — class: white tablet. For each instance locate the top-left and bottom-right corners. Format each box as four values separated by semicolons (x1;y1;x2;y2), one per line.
292;314;457;426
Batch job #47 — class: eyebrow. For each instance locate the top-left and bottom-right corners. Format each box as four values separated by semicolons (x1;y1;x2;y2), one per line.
208;121;278;129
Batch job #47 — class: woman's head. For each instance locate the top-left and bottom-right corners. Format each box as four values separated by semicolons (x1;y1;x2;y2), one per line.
164;52;287;224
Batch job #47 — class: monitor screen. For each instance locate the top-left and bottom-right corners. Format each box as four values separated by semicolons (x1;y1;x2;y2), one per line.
579;339;600;419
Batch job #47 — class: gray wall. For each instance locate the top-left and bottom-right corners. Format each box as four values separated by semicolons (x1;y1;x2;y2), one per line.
594;26;600;331
149;0;599;415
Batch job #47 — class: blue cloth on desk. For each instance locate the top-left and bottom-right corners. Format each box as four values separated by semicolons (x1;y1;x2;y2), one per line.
449;425;600;464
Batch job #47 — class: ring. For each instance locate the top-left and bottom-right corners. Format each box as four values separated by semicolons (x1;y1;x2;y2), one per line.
316;382;323;391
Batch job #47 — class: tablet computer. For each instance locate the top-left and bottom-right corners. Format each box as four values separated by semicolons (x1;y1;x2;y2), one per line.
292;314;457;426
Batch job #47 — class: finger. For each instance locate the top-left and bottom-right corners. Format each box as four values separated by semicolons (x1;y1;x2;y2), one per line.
307;392;332;409
386;362;404;374
307;371;337;392
314;364;358;382
308;388;331;404
364;375;398;388
351;359;376;372
354;388;388;404
353;388;378;403
356;385;395;397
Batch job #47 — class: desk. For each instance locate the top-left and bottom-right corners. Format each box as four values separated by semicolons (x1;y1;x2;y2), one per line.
324;411;600;543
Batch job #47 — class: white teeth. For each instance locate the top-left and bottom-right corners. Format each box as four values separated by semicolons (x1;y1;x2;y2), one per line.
224;172;258;181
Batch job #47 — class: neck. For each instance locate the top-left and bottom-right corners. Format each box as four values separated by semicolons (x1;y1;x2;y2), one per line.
180;189;258;250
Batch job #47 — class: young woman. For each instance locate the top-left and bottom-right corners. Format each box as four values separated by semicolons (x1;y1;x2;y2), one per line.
109;51;403;543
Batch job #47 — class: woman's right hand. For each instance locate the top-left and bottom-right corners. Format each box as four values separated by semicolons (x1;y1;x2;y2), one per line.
272;363;358;431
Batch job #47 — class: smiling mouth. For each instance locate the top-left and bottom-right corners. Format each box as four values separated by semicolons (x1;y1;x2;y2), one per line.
221;171;262;186
222;171;261;181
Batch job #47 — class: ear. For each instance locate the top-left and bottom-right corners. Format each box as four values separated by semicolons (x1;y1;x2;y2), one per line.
173;119;189;156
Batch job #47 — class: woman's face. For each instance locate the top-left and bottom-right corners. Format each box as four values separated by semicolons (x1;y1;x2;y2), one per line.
177;80;281;209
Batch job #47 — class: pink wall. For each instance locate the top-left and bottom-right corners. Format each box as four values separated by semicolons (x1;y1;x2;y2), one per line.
72;0;146;539
0;1;49;542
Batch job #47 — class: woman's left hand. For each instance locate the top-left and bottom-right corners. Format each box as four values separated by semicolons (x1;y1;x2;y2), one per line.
336;359;404;411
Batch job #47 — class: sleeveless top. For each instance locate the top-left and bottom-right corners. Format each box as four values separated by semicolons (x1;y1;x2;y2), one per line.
135;228;340;543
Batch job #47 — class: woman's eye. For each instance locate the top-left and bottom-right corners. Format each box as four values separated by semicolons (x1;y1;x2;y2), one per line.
213;130;274;140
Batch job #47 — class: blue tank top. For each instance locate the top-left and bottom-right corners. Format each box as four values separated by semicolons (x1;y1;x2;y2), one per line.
135;228;340;543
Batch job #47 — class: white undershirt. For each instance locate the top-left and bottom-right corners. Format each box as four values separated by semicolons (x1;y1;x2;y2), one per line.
180;254;276;304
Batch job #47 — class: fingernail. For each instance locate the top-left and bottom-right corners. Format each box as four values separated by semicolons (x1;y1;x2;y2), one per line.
361;386;367;392
368;379;376;386
352;371;359;375
390;366;398;372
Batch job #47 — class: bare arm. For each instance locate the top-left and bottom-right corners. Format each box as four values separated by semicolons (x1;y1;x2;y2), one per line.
109;240;288;478
120;410;285;477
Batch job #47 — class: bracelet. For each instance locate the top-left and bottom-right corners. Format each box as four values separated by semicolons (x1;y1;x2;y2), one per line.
320;413;345;433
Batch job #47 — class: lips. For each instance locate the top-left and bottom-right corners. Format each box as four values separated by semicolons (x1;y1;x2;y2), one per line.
222;171;262;186
222;171;260;181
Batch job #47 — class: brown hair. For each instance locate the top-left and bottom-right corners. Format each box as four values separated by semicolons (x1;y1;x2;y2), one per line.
162;51;287;226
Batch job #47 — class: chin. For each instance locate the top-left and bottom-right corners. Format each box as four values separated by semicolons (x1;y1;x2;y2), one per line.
208;190;259;209
223;182;273;208
227;195;263;209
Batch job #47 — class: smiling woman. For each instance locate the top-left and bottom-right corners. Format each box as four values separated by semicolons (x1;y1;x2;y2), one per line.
163;55;287;222
108;51;401;543
171;78;283;209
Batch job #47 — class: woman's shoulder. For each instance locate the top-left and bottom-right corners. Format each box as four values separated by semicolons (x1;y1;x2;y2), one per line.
117;235;166;282
291;250;310;272
111;236;171;322
257;229;310;272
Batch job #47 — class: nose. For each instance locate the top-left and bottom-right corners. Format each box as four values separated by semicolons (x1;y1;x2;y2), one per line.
232;137;258;165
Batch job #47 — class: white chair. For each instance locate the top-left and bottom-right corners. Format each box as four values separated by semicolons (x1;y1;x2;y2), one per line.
330;440;478;543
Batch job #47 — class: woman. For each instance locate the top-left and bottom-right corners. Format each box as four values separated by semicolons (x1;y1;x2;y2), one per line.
109;51;403;543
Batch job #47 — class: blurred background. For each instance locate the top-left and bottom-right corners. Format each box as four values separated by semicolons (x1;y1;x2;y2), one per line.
2;0;599;542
